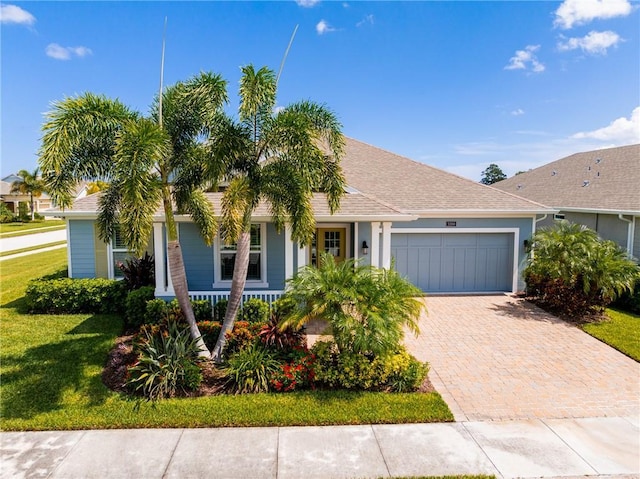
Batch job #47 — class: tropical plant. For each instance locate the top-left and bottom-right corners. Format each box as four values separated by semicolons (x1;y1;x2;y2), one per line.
86;180;109;195
239;298;269;324
207;65;345;362
38;73;228;357
221;343;281;394
525;221;640;316
282;253;424;356
0;202;15;223
118;252;155;291
10;168;46;220
127;321;204;400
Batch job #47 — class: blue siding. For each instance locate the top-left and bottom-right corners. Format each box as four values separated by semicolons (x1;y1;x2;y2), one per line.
179;223;214;291
266;223;285;290
69;220;96;278
357;221;372;266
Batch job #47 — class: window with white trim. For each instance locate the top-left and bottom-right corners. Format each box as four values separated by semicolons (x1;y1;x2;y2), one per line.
218;224;266;283
111;227;132;279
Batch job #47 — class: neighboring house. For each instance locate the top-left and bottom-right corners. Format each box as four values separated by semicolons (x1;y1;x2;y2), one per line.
0;175;89;216
494;144;640;261
45;138;552;302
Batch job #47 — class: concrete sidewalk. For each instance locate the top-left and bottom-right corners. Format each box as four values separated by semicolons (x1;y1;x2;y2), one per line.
2;416;638;479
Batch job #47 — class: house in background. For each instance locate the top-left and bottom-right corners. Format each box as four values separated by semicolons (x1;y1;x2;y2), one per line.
46;138;552;302
494;144;640;261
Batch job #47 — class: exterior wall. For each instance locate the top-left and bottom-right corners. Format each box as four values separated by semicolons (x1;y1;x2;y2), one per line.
265;223;286;290
68;220;96;278
390;217;534;292
633;217;640;262
356;221;372;267
94;224;109;278
180;222;214;291
541;212;630;251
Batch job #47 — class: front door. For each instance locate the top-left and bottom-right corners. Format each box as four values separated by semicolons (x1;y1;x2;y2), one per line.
311;228;346;266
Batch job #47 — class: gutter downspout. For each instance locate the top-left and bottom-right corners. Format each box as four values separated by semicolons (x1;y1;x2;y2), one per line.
618;214;633;258
529;214;548;261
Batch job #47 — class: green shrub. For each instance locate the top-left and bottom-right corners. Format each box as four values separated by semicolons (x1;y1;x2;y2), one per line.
222;343;281;394
311;341;428;392
613;282;640;314
0;202;15;223
197;320;222;351
192;300;213;322
33;212;44;221
127;321;204;400
144;298;170;324
525;222;640;317
239;298;269;324
224;321;263;355
25;277;126;314
213;299;228;321
125;286;156;328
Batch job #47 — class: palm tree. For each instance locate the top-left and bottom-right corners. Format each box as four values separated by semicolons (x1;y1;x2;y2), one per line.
38;73;228;357
208;65;346;362
11;168;46;220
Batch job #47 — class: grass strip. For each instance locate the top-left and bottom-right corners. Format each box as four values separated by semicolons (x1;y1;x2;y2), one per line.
582;308;640;361
0;241;66;258
0;221;66;237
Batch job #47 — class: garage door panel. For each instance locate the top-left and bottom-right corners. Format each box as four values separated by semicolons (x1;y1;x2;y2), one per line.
391;232;513;293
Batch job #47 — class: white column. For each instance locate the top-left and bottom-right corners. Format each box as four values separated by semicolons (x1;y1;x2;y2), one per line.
285;224;294;280
153;223;166;295
381;221;392;269
297;242;307;271
353;222;359;261
370;221;380;267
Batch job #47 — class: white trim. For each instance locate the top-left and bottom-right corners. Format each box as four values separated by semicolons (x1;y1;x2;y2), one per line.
370;221;380;267
297;242;307;271
66;218;73;278
381;221;392;269
153;223;167;296
285;224;294;280
314;222;351;264
389;227;520;293
618;214;633;257
556;207;640;216
353;222;359;261
213;223;269;289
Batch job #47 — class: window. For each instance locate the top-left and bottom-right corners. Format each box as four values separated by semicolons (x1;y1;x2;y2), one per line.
217;224;266;283
110;227;132;279
554;213;566;221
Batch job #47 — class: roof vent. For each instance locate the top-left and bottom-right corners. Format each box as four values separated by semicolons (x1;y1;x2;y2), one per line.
595;158;602;164
552;170;557;176
516;184;523;190
587;166;591;171
597;171;600;177
583;180;590;187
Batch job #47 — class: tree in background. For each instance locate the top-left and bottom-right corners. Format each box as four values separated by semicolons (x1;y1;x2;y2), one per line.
208;65;345;362
480;163;507;185
10;169;46;220
86;180;109;195
39;72;228;358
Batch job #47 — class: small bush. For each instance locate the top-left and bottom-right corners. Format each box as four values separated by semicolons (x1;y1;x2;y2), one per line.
33;212;44;221
222;343;281;394
0;203;15;223
127;321;204;400
118;253;155;291
25;277;126;314
224;321;263;355
213;299;228;321
259;316;305;351
144;298;170;325
125;286;156;328
192;300;213;322
613;282;640;314
239;298;269;324
197;320;222;351
269;347;315;392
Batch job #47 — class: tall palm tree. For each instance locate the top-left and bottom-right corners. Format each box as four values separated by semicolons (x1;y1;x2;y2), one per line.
38;73;228;357
11;168;46;220
209;65;346;361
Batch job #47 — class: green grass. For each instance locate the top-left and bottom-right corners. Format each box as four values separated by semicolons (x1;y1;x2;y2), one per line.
0;241;67;258
0;220;66;237
582;308;640;361
0;249;453;431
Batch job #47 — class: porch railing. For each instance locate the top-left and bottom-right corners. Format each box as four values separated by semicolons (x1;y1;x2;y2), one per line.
188;290;284;307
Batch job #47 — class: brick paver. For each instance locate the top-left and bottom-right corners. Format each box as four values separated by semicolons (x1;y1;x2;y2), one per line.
404;295;640;421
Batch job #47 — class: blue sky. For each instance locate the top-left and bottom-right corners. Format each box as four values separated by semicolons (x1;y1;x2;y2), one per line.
2;1;639;181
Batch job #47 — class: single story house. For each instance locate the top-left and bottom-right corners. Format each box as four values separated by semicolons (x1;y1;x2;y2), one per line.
1;174;89;216
47;138;553;303
494;144;640;262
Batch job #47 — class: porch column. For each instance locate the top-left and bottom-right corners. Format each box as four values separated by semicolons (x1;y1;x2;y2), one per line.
370;221;380;267
297;242;307;271
153;223;174;296
353;222;359;261
381;221;392;269
285;224;294;280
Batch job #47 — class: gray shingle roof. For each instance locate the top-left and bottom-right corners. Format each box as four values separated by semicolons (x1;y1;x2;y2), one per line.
494;144;640;213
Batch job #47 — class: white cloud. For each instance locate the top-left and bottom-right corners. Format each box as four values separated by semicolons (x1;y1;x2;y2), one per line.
356;14;374;27
504;45;545;73
554;0;633;29
46;43;93;60
316;19;335;35
0;4;35;25
557;30;622;55
295;0;320;7
511;109;525;116
572;107;640;144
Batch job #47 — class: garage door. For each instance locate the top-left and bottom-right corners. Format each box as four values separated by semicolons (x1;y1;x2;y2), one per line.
391;233;514;292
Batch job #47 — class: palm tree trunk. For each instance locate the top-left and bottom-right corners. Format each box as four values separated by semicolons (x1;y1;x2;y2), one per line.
211;229;250;362
29;193;35;221
163;190;211;358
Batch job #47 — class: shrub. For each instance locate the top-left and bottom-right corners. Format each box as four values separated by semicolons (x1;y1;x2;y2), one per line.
127;321;204;400
0;203;15;223
192;300;213;322
259;316;305;351
239;298;269;324
33;212;44;221
224;321;262;355
144;298;171;325
124;286;156;328
311;341;428;392
118;252;155;291
525;221;640;317
269;347;315;392
197;320;222;351
282;253;424;356
213;299;228;321
25;277;126;314
613;282;640;314
222;343;281;394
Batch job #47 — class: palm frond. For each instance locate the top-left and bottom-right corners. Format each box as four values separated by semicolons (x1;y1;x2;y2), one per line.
220;177;253;244
180;189;217;246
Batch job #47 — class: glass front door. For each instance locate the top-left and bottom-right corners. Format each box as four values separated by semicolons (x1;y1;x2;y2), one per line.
311;228;346;266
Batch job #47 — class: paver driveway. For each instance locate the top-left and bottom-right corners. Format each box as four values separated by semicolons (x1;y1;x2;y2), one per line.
405;295;640;421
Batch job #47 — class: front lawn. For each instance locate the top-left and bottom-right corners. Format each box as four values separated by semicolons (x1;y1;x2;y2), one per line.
0;249;453;431
0;220;66;237
582;309;640;361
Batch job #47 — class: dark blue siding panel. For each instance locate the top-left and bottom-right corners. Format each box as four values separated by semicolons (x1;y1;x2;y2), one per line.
266;224;285;290
179;223;214;291
69;220;95;278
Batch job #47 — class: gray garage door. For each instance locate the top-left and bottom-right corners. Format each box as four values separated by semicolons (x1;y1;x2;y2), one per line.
391;233;514;292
